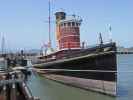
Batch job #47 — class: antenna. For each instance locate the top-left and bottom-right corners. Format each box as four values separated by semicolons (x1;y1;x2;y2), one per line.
99;32;103;45
108;24;112;42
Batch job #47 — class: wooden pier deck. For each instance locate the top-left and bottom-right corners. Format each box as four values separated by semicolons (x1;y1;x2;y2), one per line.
0;71;39;100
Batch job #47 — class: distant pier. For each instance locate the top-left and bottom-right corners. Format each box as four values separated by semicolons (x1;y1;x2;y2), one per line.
117;51;133;54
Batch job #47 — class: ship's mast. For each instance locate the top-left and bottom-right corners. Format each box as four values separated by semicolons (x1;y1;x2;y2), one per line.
40;0;53;55
1;34;5;54
48;0;51;48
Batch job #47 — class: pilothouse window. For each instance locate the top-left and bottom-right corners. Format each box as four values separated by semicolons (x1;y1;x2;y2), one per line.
68;22;71;26
72;22;75;26
64;23;66;27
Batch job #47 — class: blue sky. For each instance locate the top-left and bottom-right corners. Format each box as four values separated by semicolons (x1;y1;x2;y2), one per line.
0;0;133;51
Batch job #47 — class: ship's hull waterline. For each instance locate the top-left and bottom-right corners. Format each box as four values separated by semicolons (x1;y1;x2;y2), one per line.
34;43;117;96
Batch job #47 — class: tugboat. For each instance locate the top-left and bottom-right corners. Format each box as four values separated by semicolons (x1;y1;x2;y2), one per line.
36;11;117;82
34;11;117;96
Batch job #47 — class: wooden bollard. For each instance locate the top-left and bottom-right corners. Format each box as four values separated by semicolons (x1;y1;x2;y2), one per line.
2;75;7;100
10;75;17;100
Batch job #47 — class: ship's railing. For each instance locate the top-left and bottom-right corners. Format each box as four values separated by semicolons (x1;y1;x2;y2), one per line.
36;42;116;64
0;79;23;86
58;42;116;60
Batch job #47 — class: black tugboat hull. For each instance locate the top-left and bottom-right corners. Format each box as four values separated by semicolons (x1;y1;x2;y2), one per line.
37;42;117;82
47;52;116;81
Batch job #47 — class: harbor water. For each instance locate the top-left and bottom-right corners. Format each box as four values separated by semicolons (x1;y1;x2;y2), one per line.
27;54;133;100
27;75;115;100
117;54;133;100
